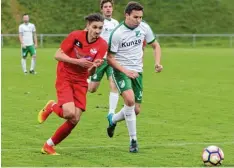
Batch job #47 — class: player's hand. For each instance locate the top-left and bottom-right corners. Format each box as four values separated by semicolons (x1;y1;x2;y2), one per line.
93;59;103;67
88;64;97;76
22;44;26;49
155;64;163;73
76;58;94;68
34;44;38;48
124;69;139;79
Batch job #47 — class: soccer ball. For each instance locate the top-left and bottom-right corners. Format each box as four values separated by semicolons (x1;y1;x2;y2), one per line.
202;145;224;166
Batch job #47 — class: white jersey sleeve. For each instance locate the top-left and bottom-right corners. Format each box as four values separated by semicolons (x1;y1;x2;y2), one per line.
114;20;119;26
19;25;23;34
144;22;156;44
32;24;36;32
109;30;120;54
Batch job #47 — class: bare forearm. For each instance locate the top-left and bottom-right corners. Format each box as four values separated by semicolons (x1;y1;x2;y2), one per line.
19;35;23;44
153;42;161;65
34;34;38;45
107;54;126;73
55;49;78;65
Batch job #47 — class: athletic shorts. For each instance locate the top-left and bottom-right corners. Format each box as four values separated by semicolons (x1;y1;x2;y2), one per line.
90;59;113;82
55;78;88;111
112;70;143;103
21;45;36;57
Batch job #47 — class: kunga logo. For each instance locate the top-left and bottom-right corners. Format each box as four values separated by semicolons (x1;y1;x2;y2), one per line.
121;39;142;47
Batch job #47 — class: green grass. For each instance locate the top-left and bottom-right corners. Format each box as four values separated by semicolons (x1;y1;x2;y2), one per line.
2;48;234;166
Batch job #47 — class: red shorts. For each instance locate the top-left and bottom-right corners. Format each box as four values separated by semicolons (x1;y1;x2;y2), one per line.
56;78;88;111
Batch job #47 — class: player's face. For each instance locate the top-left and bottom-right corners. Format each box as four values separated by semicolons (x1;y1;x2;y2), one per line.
101;2;113;18
87;21;104;40
125;10;143;28
23;15;29;23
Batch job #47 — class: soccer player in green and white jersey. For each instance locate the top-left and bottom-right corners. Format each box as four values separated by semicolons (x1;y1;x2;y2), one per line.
107;1;163;153
88;0;120;116
19;14;38;74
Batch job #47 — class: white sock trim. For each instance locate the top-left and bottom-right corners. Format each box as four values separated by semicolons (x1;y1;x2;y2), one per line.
46;138;55;146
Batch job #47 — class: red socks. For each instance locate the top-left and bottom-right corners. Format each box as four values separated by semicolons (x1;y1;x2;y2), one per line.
51;120;76;145
52;103;63;118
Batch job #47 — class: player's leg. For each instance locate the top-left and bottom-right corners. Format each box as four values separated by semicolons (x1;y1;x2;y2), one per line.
135;103;141;116
45;82;87;151
21;47;28;73
107;71;138;152
107;72;133;133
88;59;107;93
48;105;82;146
107;66;119;115
121;89;138;153
107;72;128;137
42;102;81;155
41;81;87;155
38;79;72;123
29;45;37;74
124;73;143;152
40;80;80;155
132;72;143;115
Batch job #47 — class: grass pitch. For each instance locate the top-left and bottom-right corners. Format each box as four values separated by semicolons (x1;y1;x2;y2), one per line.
1;48;234;166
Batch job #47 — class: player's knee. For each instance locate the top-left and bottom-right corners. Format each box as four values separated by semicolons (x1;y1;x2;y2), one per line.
70;110;82;124
70;115;80;124
125;99;135;106
32;55;36;59
63;108;76;120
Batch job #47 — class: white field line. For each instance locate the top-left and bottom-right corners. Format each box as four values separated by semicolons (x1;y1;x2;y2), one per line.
1;141;233;152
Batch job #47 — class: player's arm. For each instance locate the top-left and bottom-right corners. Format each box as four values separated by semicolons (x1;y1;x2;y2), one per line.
107;52;126;73
150;41;163;72
107;52;138;79
18;26;25;48
107;31;127;73
32;24;38;48
55;31;93;68
55;49;93;68
145;23;163;72
107;31;138;79
88;41;108;76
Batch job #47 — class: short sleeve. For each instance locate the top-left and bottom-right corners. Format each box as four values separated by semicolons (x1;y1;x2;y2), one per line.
145;23;156;44
60;31;76;53
95;41;108;60
108;30;120;54
32;24;36;32
115;20;119;26
19;25;23;33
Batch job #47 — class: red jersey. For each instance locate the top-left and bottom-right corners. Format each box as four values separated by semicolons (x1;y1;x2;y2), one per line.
57;30;108;82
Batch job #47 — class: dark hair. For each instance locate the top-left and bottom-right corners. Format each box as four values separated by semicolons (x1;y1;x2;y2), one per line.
100;0;114;9
84;13;104;23
23;13;29;16
125;1;144;15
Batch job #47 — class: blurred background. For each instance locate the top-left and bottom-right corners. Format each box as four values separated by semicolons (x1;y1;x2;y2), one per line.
1;0;234;48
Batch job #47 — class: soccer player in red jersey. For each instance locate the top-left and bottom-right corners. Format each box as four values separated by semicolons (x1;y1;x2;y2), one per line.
37;13;108;155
